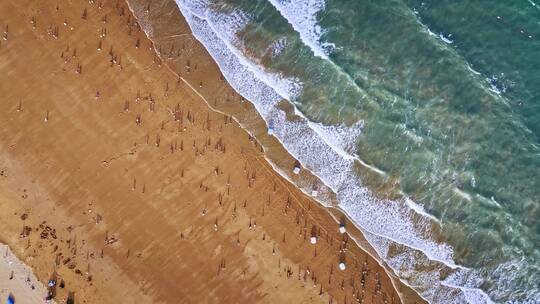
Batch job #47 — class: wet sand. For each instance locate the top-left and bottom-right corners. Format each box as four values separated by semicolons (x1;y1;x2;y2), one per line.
0;0;423;303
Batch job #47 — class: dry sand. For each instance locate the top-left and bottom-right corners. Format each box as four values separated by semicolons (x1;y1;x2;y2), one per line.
0;0;424;303
0;244;55;304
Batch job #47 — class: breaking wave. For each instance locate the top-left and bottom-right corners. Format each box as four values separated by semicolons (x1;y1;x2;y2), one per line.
171;0;502;303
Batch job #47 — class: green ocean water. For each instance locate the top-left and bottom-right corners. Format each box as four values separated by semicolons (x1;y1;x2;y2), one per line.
314;0;540;301
175;0;540;302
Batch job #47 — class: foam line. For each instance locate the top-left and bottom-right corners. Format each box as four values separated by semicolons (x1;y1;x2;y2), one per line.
172;1;495;303
266;0;334;59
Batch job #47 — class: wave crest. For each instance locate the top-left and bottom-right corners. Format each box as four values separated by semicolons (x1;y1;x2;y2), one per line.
172;1;495;303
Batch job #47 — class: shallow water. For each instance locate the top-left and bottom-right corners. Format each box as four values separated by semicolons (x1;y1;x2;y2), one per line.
172;0;540;302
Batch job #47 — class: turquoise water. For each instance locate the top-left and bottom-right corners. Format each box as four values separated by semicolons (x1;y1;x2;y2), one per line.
174;0;540;302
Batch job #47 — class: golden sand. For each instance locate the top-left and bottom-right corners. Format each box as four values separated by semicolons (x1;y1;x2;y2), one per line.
0;1;423;303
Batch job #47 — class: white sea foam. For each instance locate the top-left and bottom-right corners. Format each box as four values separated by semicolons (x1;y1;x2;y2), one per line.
266;0;334;59
268;37;288;57
425;28;455;45
172;1;495;303
405;198;441;223
439;33;454;44
467;63;482;76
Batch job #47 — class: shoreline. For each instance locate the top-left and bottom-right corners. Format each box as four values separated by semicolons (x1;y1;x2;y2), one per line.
0;0;423;303
127;1;426;303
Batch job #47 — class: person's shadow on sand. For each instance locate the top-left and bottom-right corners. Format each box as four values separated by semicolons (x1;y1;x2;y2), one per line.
66;291;75;304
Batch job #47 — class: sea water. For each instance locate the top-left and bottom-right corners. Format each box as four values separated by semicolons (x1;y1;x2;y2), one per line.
172;0;540;303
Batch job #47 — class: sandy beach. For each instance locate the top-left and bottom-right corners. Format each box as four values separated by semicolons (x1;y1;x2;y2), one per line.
0;0;423;303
